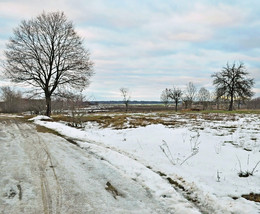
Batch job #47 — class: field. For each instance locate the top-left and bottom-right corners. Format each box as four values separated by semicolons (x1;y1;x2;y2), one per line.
32;110;260;213
1;110;260;213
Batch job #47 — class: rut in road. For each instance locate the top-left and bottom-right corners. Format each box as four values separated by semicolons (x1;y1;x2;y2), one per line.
16;121;63;214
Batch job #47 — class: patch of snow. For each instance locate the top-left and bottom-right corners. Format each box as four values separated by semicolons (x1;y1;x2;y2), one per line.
28;115;52;121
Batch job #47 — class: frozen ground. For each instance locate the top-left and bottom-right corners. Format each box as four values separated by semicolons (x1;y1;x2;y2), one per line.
1;113;260;213
33;112;260;213
0;116;200;214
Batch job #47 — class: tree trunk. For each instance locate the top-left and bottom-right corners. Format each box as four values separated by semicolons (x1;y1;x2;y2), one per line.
45;95;51;116
175;100;178;112
229;95;233;111
216;98;219;110
125;103;128;112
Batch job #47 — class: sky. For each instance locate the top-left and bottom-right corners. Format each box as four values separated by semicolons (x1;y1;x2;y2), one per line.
0;0;260;101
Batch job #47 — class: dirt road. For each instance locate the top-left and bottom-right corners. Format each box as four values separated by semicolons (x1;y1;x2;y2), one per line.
0;117;205;214
0;118;176;214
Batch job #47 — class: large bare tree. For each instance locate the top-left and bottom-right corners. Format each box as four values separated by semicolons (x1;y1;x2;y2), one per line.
4;11;94;116
212;62;254;111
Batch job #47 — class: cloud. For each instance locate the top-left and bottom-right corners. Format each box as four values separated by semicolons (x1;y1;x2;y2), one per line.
0;0;259;100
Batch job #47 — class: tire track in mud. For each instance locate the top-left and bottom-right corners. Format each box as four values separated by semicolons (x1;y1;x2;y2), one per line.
15;121;62;214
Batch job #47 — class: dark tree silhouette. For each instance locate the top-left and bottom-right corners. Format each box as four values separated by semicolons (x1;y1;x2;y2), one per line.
212;62;254;111
167;87;183;112
4;11;94;116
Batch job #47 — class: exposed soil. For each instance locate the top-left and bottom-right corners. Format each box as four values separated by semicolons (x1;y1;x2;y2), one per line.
242;193;260;203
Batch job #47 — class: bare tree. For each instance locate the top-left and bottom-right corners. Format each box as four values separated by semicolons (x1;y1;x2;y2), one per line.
183;82;197;108
167;87;182;112
4;11;94;116
160;89;170;107
1;87;25;113
247;97;260;109
59;91;86;127
120;88;130;112
198;87;210;110
1;87;23;113
212;62;254;111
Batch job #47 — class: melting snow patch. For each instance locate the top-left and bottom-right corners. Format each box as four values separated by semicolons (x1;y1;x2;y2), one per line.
28;115;52;121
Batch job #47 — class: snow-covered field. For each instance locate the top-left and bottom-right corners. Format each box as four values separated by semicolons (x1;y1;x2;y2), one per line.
32;112;260;213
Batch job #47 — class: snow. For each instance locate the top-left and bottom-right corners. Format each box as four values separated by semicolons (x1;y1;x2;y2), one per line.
28;115;52;121
1;119;179;213
33;113;260;213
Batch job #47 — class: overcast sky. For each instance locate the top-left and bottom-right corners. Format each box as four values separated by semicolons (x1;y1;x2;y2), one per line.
0;0;260;101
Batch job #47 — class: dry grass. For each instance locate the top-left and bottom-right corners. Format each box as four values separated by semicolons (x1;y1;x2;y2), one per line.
51;113;184;129
50;110;255;130
242;193;260;203
24;109;259;130
105;181;124;199
35;124;61;136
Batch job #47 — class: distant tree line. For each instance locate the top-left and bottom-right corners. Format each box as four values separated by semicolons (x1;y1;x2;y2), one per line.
0;87;89;114
161;62;255;111
0;87;45;114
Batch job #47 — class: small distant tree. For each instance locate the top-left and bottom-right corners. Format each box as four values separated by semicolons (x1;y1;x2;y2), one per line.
4;11;94;116
160;89;170;107
183;82;197;108
120;88;130;112
198;87;210;110
212;62;254;111
59;91;86;127
167;87;183;112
